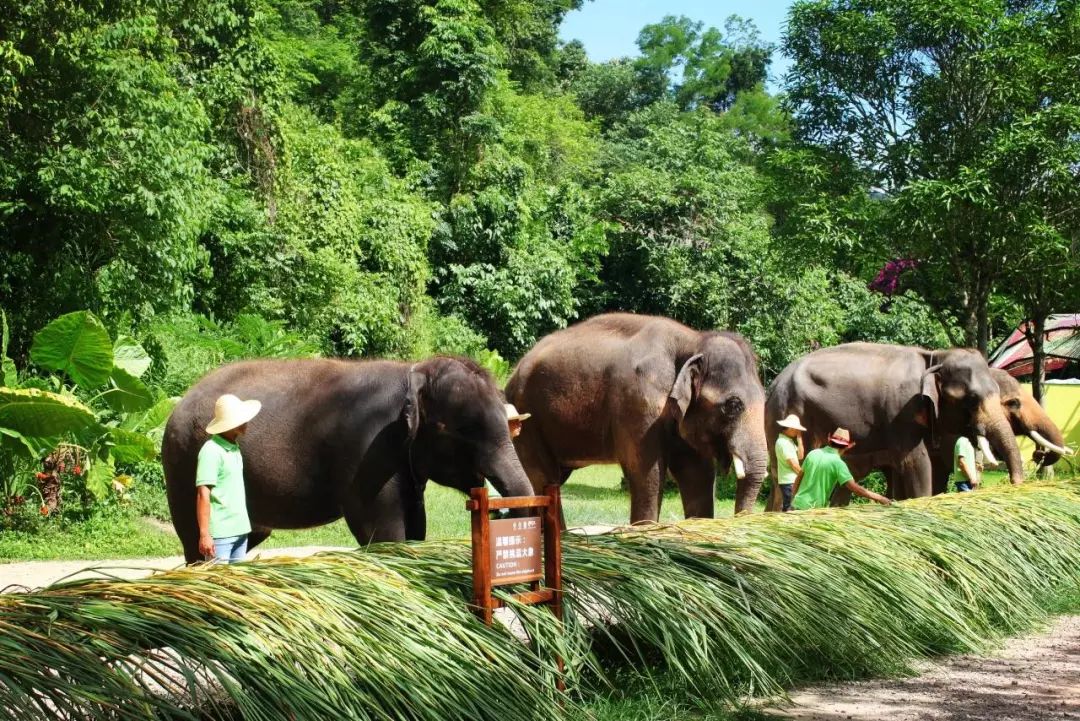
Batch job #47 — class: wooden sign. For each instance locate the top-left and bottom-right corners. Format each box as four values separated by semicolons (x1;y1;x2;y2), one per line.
467;484;564;691
490;516;543;585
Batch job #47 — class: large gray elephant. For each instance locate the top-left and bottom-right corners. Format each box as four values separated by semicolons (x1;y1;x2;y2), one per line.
931;368;1072;492
163;357;534;562
505;313;768;522
765;343;1025;507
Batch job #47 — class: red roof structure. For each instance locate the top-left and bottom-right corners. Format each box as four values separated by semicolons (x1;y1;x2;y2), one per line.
989;314;1080;378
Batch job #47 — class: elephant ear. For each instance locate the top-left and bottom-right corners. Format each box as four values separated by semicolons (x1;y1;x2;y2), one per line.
403;366;427;440
669;353;705;417
921;364;942;420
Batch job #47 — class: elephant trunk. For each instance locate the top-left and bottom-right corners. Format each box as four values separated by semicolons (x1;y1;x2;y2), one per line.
732;405;769;515
981;400;1025;485
484;440;535;498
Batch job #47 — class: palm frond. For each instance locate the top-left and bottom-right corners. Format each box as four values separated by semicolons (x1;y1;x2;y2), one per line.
1;482;1078;719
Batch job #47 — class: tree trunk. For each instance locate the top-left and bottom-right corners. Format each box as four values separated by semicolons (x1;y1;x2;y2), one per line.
976;298;990;357
1031;314;1046;406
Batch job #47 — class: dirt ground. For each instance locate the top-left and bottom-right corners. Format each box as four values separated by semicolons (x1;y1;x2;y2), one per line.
766;614;1080;721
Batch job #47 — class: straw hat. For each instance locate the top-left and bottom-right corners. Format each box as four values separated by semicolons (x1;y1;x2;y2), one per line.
828;427;853;447
206;394;262;435
776;414;807;432
504;403;531;422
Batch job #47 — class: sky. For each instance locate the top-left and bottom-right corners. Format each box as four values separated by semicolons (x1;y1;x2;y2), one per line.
558;0;795;88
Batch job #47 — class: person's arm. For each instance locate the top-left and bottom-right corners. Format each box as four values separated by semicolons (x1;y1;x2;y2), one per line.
196;486;215;558
959;457;979;487
791;469;805;496
785;450;803;476
194;443;219;559
844;480;891;506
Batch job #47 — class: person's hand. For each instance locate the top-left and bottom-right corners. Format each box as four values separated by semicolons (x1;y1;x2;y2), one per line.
876;494;892;507
198;534;215;559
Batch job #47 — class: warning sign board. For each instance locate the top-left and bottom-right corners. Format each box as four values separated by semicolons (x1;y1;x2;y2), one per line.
490;517;543;585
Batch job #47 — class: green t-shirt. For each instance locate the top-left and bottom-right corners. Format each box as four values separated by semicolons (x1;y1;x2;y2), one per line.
952;436;977;487
775;434;800;486
792;447;853;510
195;436;252;539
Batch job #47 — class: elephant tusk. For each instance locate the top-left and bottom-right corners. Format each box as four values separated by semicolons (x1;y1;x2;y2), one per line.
732;455;747;480
1029;431;1073;456
976;435;1000;466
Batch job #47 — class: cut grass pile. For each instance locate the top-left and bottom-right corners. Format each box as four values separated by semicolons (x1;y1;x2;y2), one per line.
2;481;1079;719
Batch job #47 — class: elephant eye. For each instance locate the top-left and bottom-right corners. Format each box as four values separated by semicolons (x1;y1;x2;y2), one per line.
722;396;744;417
1005;398;1022;411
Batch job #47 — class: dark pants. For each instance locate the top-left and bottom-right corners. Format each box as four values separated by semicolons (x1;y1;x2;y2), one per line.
779;484;794;511
955;481;973;493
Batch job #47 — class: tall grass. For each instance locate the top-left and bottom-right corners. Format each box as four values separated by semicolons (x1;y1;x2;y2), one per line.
2;482;1079;719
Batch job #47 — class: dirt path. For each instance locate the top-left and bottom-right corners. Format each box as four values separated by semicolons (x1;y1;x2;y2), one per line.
0;546;352;591
766;614;1080;721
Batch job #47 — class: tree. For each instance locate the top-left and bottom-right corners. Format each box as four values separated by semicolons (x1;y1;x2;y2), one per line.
785;0;1080;354
636;15;772;112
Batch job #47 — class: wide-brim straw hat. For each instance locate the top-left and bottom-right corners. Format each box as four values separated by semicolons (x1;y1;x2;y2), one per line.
776;414;807;432
206;394;262;435
828;427;853;447
504;403;531;422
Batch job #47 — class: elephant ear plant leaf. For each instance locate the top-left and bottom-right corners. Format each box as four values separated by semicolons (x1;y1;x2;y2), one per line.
111;335;152;378
29;310;114;389
0;388;96;442
103;366;156;413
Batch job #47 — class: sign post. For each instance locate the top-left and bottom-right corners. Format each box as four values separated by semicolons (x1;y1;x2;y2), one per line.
467;484;563;688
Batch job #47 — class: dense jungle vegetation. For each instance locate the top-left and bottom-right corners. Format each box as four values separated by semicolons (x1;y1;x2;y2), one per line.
1;0;1079;528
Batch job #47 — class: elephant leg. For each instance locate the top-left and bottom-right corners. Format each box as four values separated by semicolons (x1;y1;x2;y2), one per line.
765;483;783;513
898;445;933;498
829;457;865;507
341;476;412;545
830;485;853;506
620;444;667;524
930;459;949;495
247;526;272;553
669;449;715;519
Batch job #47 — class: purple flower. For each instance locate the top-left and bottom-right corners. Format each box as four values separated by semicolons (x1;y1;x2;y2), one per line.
869;259;918;296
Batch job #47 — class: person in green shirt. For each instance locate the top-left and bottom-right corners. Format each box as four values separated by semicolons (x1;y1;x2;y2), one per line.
196;393;262;563
792;427;891;510
951;434;980;492
774;414;807;512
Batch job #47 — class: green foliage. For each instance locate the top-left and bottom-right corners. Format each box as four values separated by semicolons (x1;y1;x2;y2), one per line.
144;313;319;397
1;310;168;514
29;312;114;389
784;0;1080;352
590;103;772;329
636;15;773;112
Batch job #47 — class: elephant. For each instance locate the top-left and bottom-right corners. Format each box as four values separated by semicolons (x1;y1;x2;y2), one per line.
930;368;1072;493
163;356;534;563
765;343;1025;509
504;313;768;523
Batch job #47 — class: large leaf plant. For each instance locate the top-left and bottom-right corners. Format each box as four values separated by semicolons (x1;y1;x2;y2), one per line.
1;310;173;501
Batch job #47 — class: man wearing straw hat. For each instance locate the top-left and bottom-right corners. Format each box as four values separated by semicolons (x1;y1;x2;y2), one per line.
196;394;262;563
792;427;891;510
774;414;807;512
